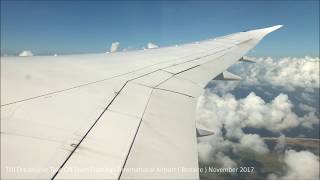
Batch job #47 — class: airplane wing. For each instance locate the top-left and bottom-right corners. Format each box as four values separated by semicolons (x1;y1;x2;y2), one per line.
1;25;282;179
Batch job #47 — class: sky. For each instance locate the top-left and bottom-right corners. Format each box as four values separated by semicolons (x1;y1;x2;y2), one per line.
1;0;319;57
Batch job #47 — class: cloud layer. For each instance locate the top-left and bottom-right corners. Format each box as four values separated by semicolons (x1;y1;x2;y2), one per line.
197;91;319;179
209;56;320;94
197;91;318;135
197;56;319;179
243;56;319;90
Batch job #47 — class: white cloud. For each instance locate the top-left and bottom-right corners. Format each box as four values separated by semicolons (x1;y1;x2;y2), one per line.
198;91;317;133
197;92;270;165
239;134;269;154
198;135;235;167
208;56;320;94
19;50;34;57
147;42;158;49
283;150;319;180
273;134;286;154
269;150;319;180
241;56;320;90
243;93;301;132
196;90;319;167
198;56;319;176
110;42;120;53
215;152;237;168
300;112;319;128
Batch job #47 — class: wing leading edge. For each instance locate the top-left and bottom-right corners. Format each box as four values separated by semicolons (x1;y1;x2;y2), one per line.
0;25;282;179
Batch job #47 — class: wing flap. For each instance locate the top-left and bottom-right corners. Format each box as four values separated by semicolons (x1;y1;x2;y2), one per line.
55;111;141;179
120;89;199;179
132;70;173;87
109;83;153;118
156;76;203;97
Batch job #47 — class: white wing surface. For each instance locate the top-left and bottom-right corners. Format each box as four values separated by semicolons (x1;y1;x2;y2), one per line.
1;25;282;179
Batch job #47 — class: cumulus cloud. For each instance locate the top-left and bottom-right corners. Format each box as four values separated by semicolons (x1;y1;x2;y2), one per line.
19;50;34;57
239;134;269;154
268;150;319;180
215;152;237;168
197;91;317;133
208;56;320;94
197;92;270;165
241;56;319;90
198;56;319;177
205;56;319;132
110;42;120;53
147;42;158;49
300;112;319;128
197;90;319;168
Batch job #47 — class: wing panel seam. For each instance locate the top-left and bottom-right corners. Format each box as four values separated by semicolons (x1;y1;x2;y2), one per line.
117;89;154;180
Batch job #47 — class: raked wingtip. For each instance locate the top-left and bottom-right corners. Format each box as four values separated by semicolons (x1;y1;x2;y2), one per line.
273;24;283;30
265;25;283;32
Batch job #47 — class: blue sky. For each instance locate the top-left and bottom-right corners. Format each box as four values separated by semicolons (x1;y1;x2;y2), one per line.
1;0;319;57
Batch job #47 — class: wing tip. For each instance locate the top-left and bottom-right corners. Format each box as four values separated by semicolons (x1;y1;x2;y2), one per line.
248;24;283;38
261;24;283;34
268;24;283;31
